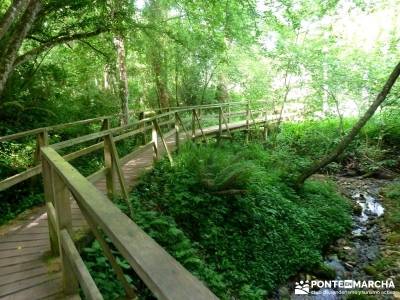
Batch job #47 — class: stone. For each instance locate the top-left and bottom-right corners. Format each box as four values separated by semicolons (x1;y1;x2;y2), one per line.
278;286;290;299
344;262;354;271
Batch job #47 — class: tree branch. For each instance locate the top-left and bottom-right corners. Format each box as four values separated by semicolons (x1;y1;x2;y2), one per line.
13;28;107;67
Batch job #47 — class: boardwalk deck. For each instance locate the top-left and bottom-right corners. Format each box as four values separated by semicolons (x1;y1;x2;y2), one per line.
0;120;253;299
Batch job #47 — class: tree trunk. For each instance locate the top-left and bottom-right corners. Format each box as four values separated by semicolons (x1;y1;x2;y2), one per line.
216;74;228;103
113;35;129;125
0;0;41;98
0;0;29;41
151;44;169;109
296;61;400;187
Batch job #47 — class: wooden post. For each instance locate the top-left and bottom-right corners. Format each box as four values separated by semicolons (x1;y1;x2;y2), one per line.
53;171;79;295
137;112;147;145
245;101;250;143
34;129;49;164
176;112;191;140
42;158;59;255
175;112;180;151
104;134;134;217
263;108;268;141
168;107;172;131
227;103;231;123
218;107;222;141
152;121;158;162
101;118;110;131
104;134;117;199
193;110;207;143
191;109;196;140
153;119;174;165
221;109;232;138
32;129;49;187
80;207;136;298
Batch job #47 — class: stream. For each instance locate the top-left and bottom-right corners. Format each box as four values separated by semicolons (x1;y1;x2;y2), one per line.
275;175;394;300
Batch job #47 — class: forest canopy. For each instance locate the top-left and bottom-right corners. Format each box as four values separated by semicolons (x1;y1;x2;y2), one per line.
0;0;399;132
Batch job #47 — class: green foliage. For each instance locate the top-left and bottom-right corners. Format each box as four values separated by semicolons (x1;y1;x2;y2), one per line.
83;139;351;299
273;110;400;175
0;190;43;224
130;142;351;297
82;240;126;299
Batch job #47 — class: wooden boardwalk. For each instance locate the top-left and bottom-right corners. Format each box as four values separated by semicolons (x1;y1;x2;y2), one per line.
0;120;251;299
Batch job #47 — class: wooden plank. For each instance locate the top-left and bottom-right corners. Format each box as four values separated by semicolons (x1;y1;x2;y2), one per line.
60;230;102;300
0;266;48;286
0;240;49;251
0;128;45;142
119;141;154;165
63;142;103;162
51;130;112;151
0;276;62;299
0;233;49;242
0;253;44;268
0;246;49;259
0;165;41;192
50;115;114;131
0;260;44;276
42;147;219;300
86;167;107;183
113;126;151;143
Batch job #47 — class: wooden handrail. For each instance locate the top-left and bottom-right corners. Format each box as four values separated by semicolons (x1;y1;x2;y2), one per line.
38;104;299;299
0;102;293;192
41;147;218;300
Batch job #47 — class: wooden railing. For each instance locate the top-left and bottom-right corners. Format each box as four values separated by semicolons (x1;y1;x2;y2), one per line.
5;101;298;299
0;114;119;192
0;100;280;192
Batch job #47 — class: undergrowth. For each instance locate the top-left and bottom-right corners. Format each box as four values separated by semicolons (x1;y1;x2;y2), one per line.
83;140;352;299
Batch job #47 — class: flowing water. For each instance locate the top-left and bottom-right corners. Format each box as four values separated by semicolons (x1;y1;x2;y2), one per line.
275;176;394;300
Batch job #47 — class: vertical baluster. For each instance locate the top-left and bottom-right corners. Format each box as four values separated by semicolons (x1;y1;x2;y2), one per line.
104;134;117;198
218;106;222;141
101;118;110;131
191;109;196;139
152;120;159;161
263;108;268;141
42;157;59;255
53;171;78;295
175;112;180;151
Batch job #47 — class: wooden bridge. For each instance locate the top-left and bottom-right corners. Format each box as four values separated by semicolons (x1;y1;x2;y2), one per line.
0;101;296;299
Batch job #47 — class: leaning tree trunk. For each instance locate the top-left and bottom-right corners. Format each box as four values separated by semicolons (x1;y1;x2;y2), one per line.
296;61;400;187
0;0;41;98
113;35;129;125
0;0;29;41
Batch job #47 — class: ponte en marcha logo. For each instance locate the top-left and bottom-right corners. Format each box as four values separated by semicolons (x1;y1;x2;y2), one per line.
294;279;396;295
